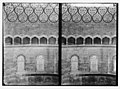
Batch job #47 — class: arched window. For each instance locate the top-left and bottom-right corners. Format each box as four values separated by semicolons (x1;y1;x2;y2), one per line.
40;37;47;44
49;37;56;44
54;57;57;73
94;37;101;44
17;55;25;72
5;37;13;45
31;37;39;44
62;37;66;45
113;56;116;72
71;55;78;72
68;37;75;45
90;55;98;72
85;37;92;44
77;37;84;45
36;55;44;71
102;37;110;45
14;37;22;45
23;37;30;44
112;37;116;45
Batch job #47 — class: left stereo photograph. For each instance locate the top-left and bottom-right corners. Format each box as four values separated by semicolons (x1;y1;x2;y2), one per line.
3;3;59;85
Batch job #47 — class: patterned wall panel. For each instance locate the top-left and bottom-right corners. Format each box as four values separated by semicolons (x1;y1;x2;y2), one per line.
3;3;59;36
4;3;59;23
62;4;116;23
62;4;117;37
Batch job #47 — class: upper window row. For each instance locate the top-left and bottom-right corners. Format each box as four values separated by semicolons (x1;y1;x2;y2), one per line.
5;36;57;45
5;36;116;45
62;36;116;45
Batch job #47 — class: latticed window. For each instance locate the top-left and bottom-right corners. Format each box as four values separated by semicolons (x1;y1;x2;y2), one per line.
85;37;92;44
102;37;110;45
49;37;56;44
112;37;116;45
90;55;98;72
23;37;30;44
94;37;101;44
68;37;75;45
71;55;78;72
14;37;22;45
17;55;25;72
36;55;44;71
40;37;47;44
76;37;84;44
61;37;66;45
31;37;39;44
5;37;13;45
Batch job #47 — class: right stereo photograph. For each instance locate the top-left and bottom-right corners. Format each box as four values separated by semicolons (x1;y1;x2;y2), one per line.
61;3;117;85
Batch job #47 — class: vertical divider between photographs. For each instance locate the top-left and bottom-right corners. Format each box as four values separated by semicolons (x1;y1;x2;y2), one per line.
58;3;62;85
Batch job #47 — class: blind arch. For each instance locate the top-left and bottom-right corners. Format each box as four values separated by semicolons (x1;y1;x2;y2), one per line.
71;55;79;72
90;55;98;72
17;55;25;72
36;55;45;71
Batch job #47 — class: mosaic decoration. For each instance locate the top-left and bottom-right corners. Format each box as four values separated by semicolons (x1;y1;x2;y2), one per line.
62;4;116;23
82;13;92;23
18;12;28;23
72;12;81;23
7;11;17;22
88;7;97;16
4;3;59;23
3;3;116;23
93;13;102;23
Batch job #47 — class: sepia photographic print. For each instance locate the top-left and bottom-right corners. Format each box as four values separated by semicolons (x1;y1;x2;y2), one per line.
3;2;118;86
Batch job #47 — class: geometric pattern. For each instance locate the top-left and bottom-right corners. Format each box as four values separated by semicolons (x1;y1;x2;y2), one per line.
62;4;116;23
3;3;59;23
3;3;116;23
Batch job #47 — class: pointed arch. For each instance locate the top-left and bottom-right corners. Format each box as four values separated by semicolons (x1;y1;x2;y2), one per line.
94;37;101;44
102;37;110;45
14;37;22;45
40;37;47;44
62;36;66;45
85;37;92;44
23;37;30;44
77;37;84;45
31;37;39;44
112;37;116;45
5;36;13;45
90;55;98;72
68;37;75;45
49;37;56;44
